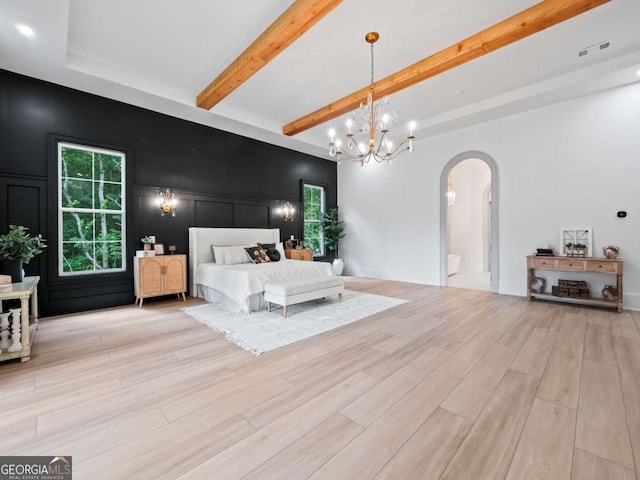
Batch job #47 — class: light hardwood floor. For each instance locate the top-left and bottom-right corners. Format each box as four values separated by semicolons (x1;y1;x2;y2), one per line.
1;277;639;479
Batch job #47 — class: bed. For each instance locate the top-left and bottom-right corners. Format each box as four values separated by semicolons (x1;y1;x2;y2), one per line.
188;227;334;312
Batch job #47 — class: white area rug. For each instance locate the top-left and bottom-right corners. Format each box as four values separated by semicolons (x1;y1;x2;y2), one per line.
182;290;408;355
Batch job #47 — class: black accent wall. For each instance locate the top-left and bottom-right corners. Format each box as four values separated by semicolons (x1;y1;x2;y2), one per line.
0;70;337;316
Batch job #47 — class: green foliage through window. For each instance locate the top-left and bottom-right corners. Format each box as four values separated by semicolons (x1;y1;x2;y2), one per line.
58;143;125;275
303;184;325;256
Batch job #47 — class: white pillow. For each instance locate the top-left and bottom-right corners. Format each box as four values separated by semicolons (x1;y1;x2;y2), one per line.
211;245;221;263
224;246;252;265
211;245;251;265
276;242;286;260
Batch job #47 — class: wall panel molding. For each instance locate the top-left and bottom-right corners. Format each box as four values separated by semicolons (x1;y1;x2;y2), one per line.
0;69;336;316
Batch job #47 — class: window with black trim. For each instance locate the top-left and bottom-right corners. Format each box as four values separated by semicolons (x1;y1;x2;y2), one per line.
303;183;325;257
57;142;126;275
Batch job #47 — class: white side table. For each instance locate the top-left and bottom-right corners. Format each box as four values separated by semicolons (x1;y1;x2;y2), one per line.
0;276;39;362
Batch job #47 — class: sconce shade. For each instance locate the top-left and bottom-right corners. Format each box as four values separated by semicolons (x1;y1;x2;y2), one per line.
158;189;177;217
282;201;295;221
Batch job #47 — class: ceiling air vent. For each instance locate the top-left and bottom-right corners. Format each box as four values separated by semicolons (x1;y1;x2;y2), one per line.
577;40;612;58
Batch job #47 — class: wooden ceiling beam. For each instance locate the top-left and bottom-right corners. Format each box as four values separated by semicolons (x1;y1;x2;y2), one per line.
196;0;343;110
283;0;611;136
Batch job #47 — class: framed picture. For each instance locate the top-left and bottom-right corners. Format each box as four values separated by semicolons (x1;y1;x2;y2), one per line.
154;243;165;255
560;227;592;257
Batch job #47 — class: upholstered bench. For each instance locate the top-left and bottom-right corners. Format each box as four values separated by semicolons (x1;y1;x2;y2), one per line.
264;276;345;318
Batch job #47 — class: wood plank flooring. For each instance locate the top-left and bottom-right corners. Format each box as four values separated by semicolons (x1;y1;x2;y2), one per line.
1;277;639;479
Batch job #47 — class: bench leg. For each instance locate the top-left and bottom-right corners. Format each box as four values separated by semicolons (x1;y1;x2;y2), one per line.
268;302;272;312
283;305;287;318
339;293;343;303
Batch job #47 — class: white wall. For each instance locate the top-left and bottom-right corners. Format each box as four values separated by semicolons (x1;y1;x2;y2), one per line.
338;82;640;309
449;159;491;272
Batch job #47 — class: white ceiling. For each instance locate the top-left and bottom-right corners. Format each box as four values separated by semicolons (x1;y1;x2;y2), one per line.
2;0;640;160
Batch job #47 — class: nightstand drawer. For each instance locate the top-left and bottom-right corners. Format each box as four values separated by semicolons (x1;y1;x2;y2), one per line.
556;259;584;270
284;248;313;261
585;261;618;273
530;258;556;269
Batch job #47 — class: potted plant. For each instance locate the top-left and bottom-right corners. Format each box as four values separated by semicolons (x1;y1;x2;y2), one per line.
141;236;154;251
0;225;47;283
320;207;346;275
564;242;573;256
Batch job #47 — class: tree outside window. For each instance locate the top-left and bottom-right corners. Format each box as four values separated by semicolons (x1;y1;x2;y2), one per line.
303;184;325;257
58;142;125;275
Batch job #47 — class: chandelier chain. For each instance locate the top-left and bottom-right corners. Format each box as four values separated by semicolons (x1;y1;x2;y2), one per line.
370;41;375;87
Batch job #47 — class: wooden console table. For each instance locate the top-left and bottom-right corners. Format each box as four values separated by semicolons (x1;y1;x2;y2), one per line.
526;256;623;312
0;276;39;362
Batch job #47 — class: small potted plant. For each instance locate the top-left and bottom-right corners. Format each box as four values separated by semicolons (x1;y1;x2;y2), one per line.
141;236;154;251
320;207;346;275
564;242;574;256
0;225;47;283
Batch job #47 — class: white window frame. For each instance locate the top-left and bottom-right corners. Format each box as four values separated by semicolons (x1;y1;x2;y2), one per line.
57;142;126;276
303;183;326;257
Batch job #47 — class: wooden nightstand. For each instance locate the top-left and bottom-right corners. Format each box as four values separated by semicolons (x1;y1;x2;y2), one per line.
134;254;187;306
284;248;313;261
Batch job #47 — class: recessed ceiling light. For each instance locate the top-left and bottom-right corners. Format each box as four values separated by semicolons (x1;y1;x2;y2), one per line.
636;69;640;77
15;23;34;37
453;89;464;95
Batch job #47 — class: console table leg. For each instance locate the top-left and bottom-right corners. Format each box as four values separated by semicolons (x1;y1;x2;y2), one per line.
7;308;22;352
0;313;10;352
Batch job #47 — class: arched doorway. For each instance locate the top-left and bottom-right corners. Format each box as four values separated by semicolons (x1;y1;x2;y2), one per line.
440;151;500;293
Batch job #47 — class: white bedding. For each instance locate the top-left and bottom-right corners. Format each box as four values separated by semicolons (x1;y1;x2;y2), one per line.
195;259;334;312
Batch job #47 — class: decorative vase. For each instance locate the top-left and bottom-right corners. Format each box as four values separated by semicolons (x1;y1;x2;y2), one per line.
332;258;344;276
144;244;152;251
0;259;23;283
603;246;619;259
602;285;618;301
